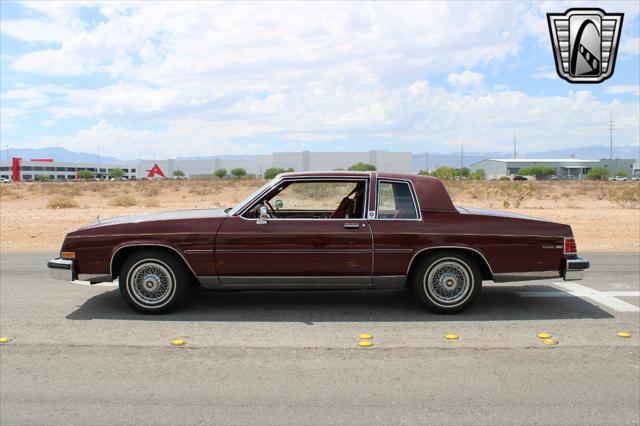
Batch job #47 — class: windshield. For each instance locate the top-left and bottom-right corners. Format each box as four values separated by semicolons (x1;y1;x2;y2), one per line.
226;178;278;216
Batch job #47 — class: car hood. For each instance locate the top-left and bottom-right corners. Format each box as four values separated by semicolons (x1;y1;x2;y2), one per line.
78;208;228;229
456;206;548;221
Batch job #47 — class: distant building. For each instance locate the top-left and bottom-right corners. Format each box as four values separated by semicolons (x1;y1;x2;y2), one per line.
138;150;412;178
0;158;137;181
469;158;637;179
1;150;412;181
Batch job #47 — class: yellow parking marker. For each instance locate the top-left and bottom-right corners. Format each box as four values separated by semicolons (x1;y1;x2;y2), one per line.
537;332;552;339
617;332;631;338
445;334;459;340
171;339;187;346
542;339;558;346
359;333;373;340
358;340;373;348
0;337;11;344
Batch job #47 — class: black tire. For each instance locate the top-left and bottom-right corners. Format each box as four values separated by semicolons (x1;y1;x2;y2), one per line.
412;251;482;314
119;249;190;314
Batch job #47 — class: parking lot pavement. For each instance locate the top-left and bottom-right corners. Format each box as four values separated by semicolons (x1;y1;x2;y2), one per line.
1;252;639;425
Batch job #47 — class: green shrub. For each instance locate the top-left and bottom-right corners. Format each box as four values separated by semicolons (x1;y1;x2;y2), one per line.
433;167;456;180
347;162;376;171
77;170;93;180
214;169;227;179
587;167;609;180
173;170;185;177
518;166;555;179
109;168;124;179
35;175;50;181
264;167;295;179
231;168;247;178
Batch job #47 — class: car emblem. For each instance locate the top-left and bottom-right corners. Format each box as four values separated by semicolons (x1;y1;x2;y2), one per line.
547;8;623;83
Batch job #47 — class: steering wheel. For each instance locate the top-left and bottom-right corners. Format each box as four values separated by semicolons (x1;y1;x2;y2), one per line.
264;200;278;218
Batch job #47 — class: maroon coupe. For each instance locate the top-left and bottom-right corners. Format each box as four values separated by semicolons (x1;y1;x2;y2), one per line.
48;172;589;314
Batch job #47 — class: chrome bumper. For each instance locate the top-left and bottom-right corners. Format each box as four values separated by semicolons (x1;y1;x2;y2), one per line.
47;258;74;281
564;256;590;281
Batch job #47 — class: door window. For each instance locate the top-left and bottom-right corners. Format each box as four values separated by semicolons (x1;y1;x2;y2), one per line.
243;180;367;219
376;180;419;219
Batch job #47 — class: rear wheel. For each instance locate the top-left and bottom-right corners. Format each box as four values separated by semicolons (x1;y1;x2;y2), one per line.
412;251;482;314
119;249;189;314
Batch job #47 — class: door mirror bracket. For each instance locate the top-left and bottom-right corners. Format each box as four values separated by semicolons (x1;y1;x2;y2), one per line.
257;205;270;225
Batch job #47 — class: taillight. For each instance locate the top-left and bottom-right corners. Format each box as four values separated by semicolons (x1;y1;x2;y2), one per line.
564;238;577;254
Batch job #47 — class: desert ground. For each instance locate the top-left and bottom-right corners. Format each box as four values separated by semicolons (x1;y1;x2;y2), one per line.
0;179;638;253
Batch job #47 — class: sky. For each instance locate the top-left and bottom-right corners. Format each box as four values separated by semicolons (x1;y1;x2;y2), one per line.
1;1;639;160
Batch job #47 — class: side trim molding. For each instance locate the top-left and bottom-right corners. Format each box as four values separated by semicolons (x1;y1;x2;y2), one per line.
492;271;561;282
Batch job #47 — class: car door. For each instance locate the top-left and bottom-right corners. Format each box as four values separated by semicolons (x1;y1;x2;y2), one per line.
214;177;373;287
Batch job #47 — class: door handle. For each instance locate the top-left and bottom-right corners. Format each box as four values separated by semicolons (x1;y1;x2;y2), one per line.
344;223;361;229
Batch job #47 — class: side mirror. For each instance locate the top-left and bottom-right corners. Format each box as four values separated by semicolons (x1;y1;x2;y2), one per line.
257;205;270;225
274;199;283;210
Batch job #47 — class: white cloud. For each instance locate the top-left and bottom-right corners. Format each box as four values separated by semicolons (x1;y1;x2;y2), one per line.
447;71;484;88
605;85;640;96
619;36;640;57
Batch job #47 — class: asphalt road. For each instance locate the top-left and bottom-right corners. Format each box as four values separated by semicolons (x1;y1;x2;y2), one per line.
1;252;639;425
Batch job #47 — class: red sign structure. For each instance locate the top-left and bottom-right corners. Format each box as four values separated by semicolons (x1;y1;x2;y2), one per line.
12;157;21;182
146;163;166;179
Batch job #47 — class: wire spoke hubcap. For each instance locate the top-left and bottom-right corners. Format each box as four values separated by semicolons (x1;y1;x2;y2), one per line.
130;262;174;305
426;261;471;304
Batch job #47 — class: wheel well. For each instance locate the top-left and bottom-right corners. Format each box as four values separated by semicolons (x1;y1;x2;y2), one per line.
111;245;198;284
407;247;493;283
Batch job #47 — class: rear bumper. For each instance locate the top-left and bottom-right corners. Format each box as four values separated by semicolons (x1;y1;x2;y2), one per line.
47;258;74;281
564;256;590;281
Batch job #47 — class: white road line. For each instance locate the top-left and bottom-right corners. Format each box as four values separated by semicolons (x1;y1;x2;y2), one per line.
553;282;640;312
517;291;640;298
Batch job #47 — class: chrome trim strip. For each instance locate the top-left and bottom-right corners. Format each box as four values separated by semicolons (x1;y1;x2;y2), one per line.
563;270;585;281
48;258;74;281
372;275;406;287
374;178;422;221
110;243;198;279
407;246;494;277
219;276;372;286
183;249;214;254
235;176;370;220
492;271;561;282
77;274;112;283
67;232;215;239
216;249;372;254
375;248;413;253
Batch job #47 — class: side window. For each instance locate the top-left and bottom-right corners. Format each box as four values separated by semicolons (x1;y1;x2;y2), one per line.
377;181;418;219
243;180;367;219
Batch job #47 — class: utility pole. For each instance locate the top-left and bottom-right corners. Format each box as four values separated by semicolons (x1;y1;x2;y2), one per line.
460;144;464;170
97;146;101;179
5;145;9;163
425;151;429;172
513;132;517;159
609;112;614;159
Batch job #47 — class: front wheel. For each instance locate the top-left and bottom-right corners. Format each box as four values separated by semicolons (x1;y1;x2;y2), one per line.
412;251;482;314
119;249;190;314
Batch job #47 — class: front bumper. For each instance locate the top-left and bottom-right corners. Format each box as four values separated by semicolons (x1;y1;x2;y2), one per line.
564;256;590;280
48;258;74;281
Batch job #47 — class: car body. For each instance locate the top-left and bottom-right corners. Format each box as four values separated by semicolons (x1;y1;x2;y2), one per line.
512;175;528;181
609;176;628;181
48;172;589;314
631;176;640;181
0;177;10;184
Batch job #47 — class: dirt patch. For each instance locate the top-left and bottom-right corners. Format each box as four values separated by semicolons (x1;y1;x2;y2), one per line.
1;180;638;253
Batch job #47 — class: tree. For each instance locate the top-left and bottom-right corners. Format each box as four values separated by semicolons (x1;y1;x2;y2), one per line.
615;169;629;177
518;166;556;180
77;170;93;180
432;166;456;180
471;169;486;180
418;170;432;176
214;169;227;179
109;168;125;179
454;167;470;178
347;162;376;171
173;170;185;177
231;168;247;178
586;167;609;180
35;174;50;181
